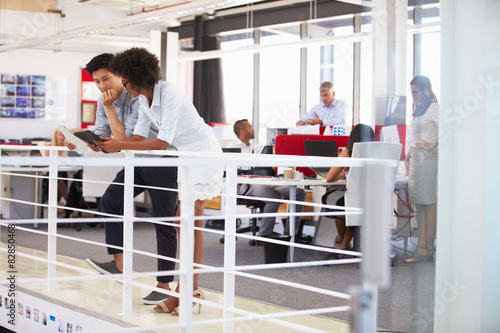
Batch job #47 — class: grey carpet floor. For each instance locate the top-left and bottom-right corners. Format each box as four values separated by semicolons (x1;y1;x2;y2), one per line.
1;218;435;333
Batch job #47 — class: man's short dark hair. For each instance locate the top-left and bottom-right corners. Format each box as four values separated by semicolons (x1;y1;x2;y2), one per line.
84;53;114;76
233;119;249;136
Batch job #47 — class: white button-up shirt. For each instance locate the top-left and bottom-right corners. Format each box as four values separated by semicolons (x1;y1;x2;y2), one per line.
133;81;213;149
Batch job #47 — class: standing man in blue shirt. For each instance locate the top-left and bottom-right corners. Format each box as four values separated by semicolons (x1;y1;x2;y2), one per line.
296;81;349;126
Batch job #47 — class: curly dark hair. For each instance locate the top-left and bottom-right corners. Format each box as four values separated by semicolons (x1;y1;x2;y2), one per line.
109;47;161;91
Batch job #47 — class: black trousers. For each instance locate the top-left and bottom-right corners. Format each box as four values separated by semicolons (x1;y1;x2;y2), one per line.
100;165;178;283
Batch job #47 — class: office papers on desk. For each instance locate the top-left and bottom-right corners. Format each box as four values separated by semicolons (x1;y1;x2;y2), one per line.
287;125;320;135
58;125;103;155
381;125;400;143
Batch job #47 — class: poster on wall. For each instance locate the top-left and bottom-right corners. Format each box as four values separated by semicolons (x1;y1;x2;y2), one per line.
0;73;67;121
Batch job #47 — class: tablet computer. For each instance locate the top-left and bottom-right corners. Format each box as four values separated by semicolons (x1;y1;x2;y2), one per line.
74;130;108;153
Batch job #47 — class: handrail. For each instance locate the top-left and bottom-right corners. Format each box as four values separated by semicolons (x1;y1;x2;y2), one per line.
0;144;396;332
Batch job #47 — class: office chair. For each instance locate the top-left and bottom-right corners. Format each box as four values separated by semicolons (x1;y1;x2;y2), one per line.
219;198;264;246
345;142;402;264
316;142;402;262
313;188;347;250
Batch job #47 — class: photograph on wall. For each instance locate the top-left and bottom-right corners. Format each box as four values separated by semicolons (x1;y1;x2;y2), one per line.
1;74;16;84
34;308;39;322
42;312;47;325
81;102;96;123
26;306;31;319
17;75;31;85
1;97;15;107
18;303;23;315
49;315;56;330
4;85;15;95
32;75;46;86
0;73;46;119
0;295;2;307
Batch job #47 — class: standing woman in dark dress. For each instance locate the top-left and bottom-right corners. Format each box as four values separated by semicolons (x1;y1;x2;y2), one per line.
404;75;439;263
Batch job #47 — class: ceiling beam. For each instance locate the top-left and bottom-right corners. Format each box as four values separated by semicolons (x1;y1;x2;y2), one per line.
170;0;372;39
0;0;267;52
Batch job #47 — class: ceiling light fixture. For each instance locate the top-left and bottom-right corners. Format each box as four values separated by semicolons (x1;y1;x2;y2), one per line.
0;1;187;53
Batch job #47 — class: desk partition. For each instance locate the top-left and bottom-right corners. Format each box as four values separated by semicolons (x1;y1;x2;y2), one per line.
274;134;350;176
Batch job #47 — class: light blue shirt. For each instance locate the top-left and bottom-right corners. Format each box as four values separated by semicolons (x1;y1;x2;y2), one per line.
301;99;349;126
94;89;139;138
133;81;213;149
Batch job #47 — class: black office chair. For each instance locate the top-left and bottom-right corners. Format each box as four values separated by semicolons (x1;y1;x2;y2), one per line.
217;146;272;245
317;188;358;260
219;198;265;246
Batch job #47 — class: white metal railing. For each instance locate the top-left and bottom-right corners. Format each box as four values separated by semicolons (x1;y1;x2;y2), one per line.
0;144;396;333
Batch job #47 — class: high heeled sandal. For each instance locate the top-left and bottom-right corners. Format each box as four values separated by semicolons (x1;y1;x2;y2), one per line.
405;247;429;263
170;289;205;316
153;300;177;314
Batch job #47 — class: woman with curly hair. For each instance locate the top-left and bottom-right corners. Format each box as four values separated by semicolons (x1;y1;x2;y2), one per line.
98;47;223;315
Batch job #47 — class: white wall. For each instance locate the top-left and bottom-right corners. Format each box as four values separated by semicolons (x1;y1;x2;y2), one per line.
0;49;98;140
436;0;500;331
0;3;150;141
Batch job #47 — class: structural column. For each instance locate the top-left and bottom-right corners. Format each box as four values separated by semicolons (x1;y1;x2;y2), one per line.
436;0;500;331
371;0;407;125
150;30;179;83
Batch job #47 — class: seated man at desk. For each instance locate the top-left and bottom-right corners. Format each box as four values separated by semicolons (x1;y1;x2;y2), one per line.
296;81;349;126
226;119;307;238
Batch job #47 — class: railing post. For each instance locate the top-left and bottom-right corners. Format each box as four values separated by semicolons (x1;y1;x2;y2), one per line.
223;163;238;333
47;148;59;291
351;160;391;333
288;185;296;262
122;151;134;314
0;148;3;224
178;163;195;333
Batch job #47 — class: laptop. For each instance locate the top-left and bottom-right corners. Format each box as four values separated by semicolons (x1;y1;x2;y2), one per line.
252;145;275;176
222;147;241;153
303;140;338;178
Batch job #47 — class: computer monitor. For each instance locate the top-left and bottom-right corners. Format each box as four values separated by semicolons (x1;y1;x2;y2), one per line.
251;145;275;176
260;145;273;154
304;140;338;177
304;140;338;158
222;147;241;153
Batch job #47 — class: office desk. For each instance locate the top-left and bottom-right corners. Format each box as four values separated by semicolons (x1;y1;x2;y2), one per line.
0;166;81;220
274;134;350;176
237;176;409;262
237;177;338;262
